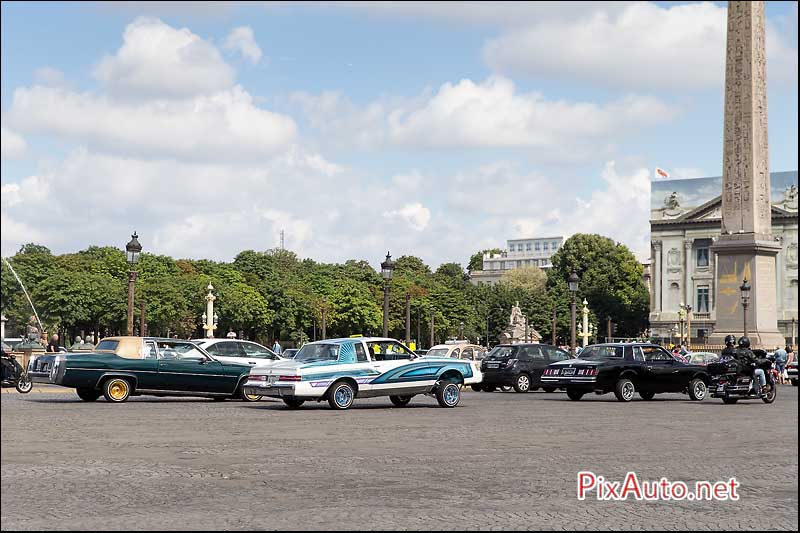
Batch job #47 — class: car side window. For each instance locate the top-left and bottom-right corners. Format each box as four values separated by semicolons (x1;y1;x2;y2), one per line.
632;347;645;362
642;346;670;362
452;348;461;358
158;341;207;361
216;342;244;357
354;343;368;362
204;344;221;356
369;342;413;361
461;348;473;360
144;341;158;359
241;342;276;359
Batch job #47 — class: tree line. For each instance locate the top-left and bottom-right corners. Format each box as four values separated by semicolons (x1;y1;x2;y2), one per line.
0;234;650;348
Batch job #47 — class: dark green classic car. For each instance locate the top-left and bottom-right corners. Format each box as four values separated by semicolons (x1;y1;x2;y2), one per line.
47;336;258;403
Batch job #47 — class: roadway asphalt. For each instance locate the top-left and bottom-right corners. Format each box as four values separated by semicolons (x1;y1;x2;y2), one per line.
1;386;797;530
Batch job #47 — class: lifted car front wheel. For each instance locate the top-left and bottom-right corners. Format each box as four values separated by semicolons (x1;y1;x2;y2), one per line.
614;378;635;402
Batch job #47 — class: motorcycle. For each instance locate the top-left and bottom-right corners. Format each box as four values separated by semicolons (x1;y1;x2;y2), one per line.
708;350;776;405
1;351;33;393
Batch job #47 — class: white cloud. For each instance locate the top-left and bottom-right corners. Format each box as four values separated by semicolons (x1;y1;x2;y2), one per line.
563;161;652;259
383;203;431;231
291;76;676;153
94;17;235;98
223;26;263;64
483;2;798;90
34;67;70;89
1;126;27;159
8;85;297;162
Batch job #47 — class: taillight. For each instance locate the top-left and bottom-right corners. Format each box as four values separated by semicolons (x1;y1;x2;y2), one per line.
278;375;302;382
249;375;267;382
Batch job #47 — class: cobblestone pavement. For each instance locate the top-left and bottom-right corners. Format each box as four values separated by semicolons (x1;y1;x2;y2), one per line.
2;387;797;530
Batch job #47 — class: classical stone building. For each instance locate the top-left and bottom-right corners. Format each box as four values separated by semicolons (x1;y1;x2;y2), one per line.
649;171;798;344
470;237;563;286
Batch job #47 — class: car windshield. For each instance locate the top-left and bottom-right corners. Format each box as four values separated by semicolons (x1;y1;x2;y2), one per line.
579;345;624;360
295;343;340;363
426;348;449;357
485;346;517;360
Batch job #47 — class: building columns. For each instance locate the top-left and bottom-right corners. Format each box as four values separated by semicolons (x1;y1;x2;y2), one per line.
653;240;663;312
684;239;693;311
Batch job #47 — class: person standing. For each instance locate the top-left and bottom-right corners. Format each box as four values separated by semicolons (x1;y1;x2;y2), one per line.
47;334;60;353
272;338;282;355
773;345;788;385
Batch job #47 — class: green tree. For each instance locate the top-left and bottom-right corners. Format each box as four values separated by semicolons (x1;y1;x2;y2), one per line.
547;233;649;338
467;248;501;272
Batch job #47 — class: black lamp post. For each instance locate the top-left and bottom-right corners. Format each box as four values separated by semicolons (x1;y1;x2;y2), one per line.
125;232;142;336
568;271;580;355
740;277;751;338
381;252;395;337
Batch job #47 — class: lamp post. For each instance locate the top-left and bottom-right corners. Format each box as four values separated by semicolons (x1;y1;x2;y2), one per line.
429;308;435;348
580;298;590;347
202;284;217;338
459;321;465;340
678;303;687;345
740;277;751;338
320;298;327;340
381;252;395;337
685;304;692;347
551;304;557;345
405;292;411;345
125;232;142;336
606;315;612;343
568;271;580;355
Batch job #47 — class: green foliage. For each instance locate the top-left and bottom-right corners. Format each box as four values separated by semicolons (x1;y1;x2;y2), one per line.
1;235;649;346
547;233;649;338
467;248;501;272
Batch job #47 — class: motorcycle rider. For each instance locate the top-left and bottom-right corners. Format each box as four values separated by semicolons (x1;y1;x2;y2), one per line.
721;334;737;359
737;336;769;395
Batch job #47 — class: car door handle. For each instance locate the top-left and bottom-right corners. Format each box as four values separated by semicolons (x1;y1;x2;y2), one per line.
646;366;653;371
248;361;257;365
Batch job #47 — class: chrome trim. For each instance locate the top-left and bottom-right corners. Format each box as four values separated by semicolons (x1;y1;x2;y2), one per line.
66;368;234;378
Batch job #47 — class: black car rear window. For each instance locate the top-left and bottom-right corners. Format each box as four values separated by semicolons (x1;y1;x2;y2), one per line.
579;345;624;359
485;346;518;359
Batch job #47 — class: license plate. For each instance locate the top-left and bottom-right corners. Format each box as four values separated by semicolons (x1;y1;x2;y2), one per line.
717;385;725;392
487;363;499;369
563;368;576;376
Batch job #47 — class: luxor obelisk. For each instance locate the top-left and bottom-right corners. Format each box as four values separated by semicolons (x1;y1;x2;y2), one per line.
710;0;784;348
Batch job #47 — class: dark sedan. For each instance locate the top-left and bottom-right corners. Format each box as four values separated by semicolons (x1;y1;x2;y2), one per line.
44;336;257;403
479;343;572;393
541;343;711;402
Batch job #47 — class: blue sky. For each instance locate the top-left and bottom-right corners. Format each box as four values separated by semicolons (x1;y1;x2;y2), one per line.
1;1;797;266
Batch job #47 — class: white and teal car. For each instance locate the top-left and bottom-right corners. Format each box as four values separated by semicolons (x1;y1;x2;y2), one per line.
243;337;482;410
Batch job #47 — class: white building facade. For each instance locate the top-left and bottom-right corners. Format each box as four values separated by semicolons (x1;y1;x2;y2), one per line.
650;171;798;345
470;237;563;286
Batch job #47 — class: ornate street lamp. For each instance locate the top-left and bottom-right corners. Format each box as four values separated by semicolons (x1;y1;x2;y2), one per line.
381;252;395;337
678;303;687;345
740;277;751;338
568;271;580;355
125;232;142;336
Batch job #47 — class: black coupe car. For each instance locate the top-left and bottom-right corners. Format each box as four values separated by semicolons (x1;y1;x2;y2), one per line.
540;343;711;402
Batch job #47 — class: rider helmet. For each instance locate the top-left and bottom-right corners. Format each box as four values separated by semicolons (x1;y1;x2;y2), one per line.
737;336;751;349
724;334;736;347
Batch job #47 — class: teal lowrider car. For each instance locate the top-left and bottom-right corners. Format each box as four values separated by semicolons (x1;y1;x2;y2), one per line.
47;336;258;403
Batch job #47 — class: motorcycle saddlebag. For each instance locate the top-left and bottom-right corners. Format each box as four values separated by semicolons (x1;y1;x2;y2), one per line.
707;359;737;376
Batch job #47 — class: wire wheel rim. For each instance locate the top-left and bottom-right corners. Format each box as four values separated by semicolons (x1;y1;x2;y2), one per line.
622;382;634;400
335;385;353;407
694;381;706;399
109;380;128;400
443;384;459;405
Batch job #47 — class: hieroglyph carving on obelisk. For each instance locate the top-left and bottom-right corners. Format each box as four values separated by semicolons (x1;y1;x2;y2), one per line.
721;1;771;237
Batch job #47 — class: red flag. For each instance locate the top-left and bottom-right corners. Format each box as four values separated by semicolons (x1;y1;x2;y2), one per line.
656;167;669;178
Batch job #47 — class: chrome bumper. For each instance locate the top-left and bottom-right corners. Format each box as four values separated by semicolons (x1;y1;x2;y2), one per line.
243;382;296;397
